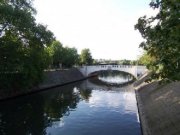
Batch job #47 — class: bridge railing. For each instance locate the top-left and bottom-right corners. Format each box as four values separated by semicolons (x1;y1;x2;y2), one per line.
80;65;134;68
78;65;147;78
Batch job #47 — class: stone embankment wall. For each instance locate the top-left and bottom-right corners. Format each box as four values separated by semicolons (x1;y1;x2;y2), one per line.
135;75;180;135
0;68;85;101
39;68;85;89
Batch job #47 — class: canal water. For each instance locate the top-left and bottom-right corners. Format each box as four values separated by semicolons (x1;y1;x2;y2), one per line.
0;71;141;135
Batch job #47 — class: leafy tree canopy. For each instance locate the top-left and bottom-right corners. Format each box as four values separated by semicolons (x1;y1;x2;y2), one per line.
135;0;180;81
80;48;93;65
48;41;64;68
47;41;79;68
138;52;156;68
62;46;79;68
0;0;55;90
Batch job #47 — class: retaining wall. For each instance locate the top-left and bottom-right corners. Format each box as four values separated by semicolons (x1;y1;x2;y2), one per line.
0;68;85;101
135;77;180;135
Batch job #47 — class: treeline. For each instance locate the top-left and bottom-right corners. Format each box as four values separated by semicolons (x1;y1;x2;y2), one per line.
93;59;139;65
0;0;93;90
46;41;93;69
135;0;180;81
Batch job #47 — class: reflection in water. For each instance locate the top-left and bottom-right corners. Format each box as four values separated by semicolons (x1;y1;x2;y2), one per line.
0;83;84;135
88;89;137;114
0;73;141;135
0;94;47;135
98;70;134;84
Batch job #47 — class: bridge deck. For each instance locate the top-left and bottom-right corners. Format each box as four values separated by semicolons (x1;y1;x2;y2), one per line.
78;65;147;78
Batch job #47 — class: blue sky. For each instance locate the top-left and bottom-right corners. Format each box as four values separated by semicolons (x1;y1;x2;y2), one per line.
34;0;156;60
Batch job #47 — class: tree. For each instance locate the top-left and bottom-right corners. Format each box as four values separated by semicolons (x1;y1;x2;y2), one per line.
62;47;79;68
48;41;80;68
48;41;64;68
135;0;180;81
0;0;55;90
118;59;131;65
80;48;93;65
138;52;156;68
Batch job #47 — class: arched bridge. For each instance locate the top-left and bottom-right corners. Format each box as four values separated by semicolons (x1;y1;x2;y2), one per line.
78;65;147;78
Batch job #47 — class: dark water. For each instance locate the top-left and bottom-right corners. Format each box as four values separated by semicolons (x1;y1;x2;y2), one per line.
0;71;141;135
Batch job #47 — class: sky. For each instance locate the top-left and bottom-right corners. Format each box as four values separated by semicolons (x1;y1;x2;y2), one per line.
34;0;156;60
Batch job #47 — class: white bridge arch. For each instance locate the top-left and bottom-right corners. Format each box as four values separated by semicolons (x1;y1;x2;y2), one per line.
78;65;147;78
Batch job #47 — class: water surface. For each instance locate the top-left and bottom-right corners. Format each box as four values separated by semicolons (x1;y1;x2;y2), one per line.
0;71;141;135
98;70;134;84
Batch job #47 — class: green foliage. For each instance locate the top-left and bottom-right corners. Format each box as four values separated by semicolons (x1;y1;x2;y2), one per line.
62;47;79;68
47;41;64;68
138;52;156;68
80;48;93;65
118;59;131;65
135;0;180;81
48;41;79;68
0;0;55;90
117;59;138;65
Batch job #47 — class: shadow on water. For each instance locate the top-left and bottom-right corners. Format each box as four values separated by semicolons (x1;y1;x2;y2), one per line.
0;94;47;135
0;82;91;135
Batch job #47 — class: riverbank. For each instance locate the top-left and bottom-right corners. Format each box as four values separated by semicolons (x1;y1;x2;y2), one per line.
0;68;88;101
135;76;180;135
39;68;84;89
